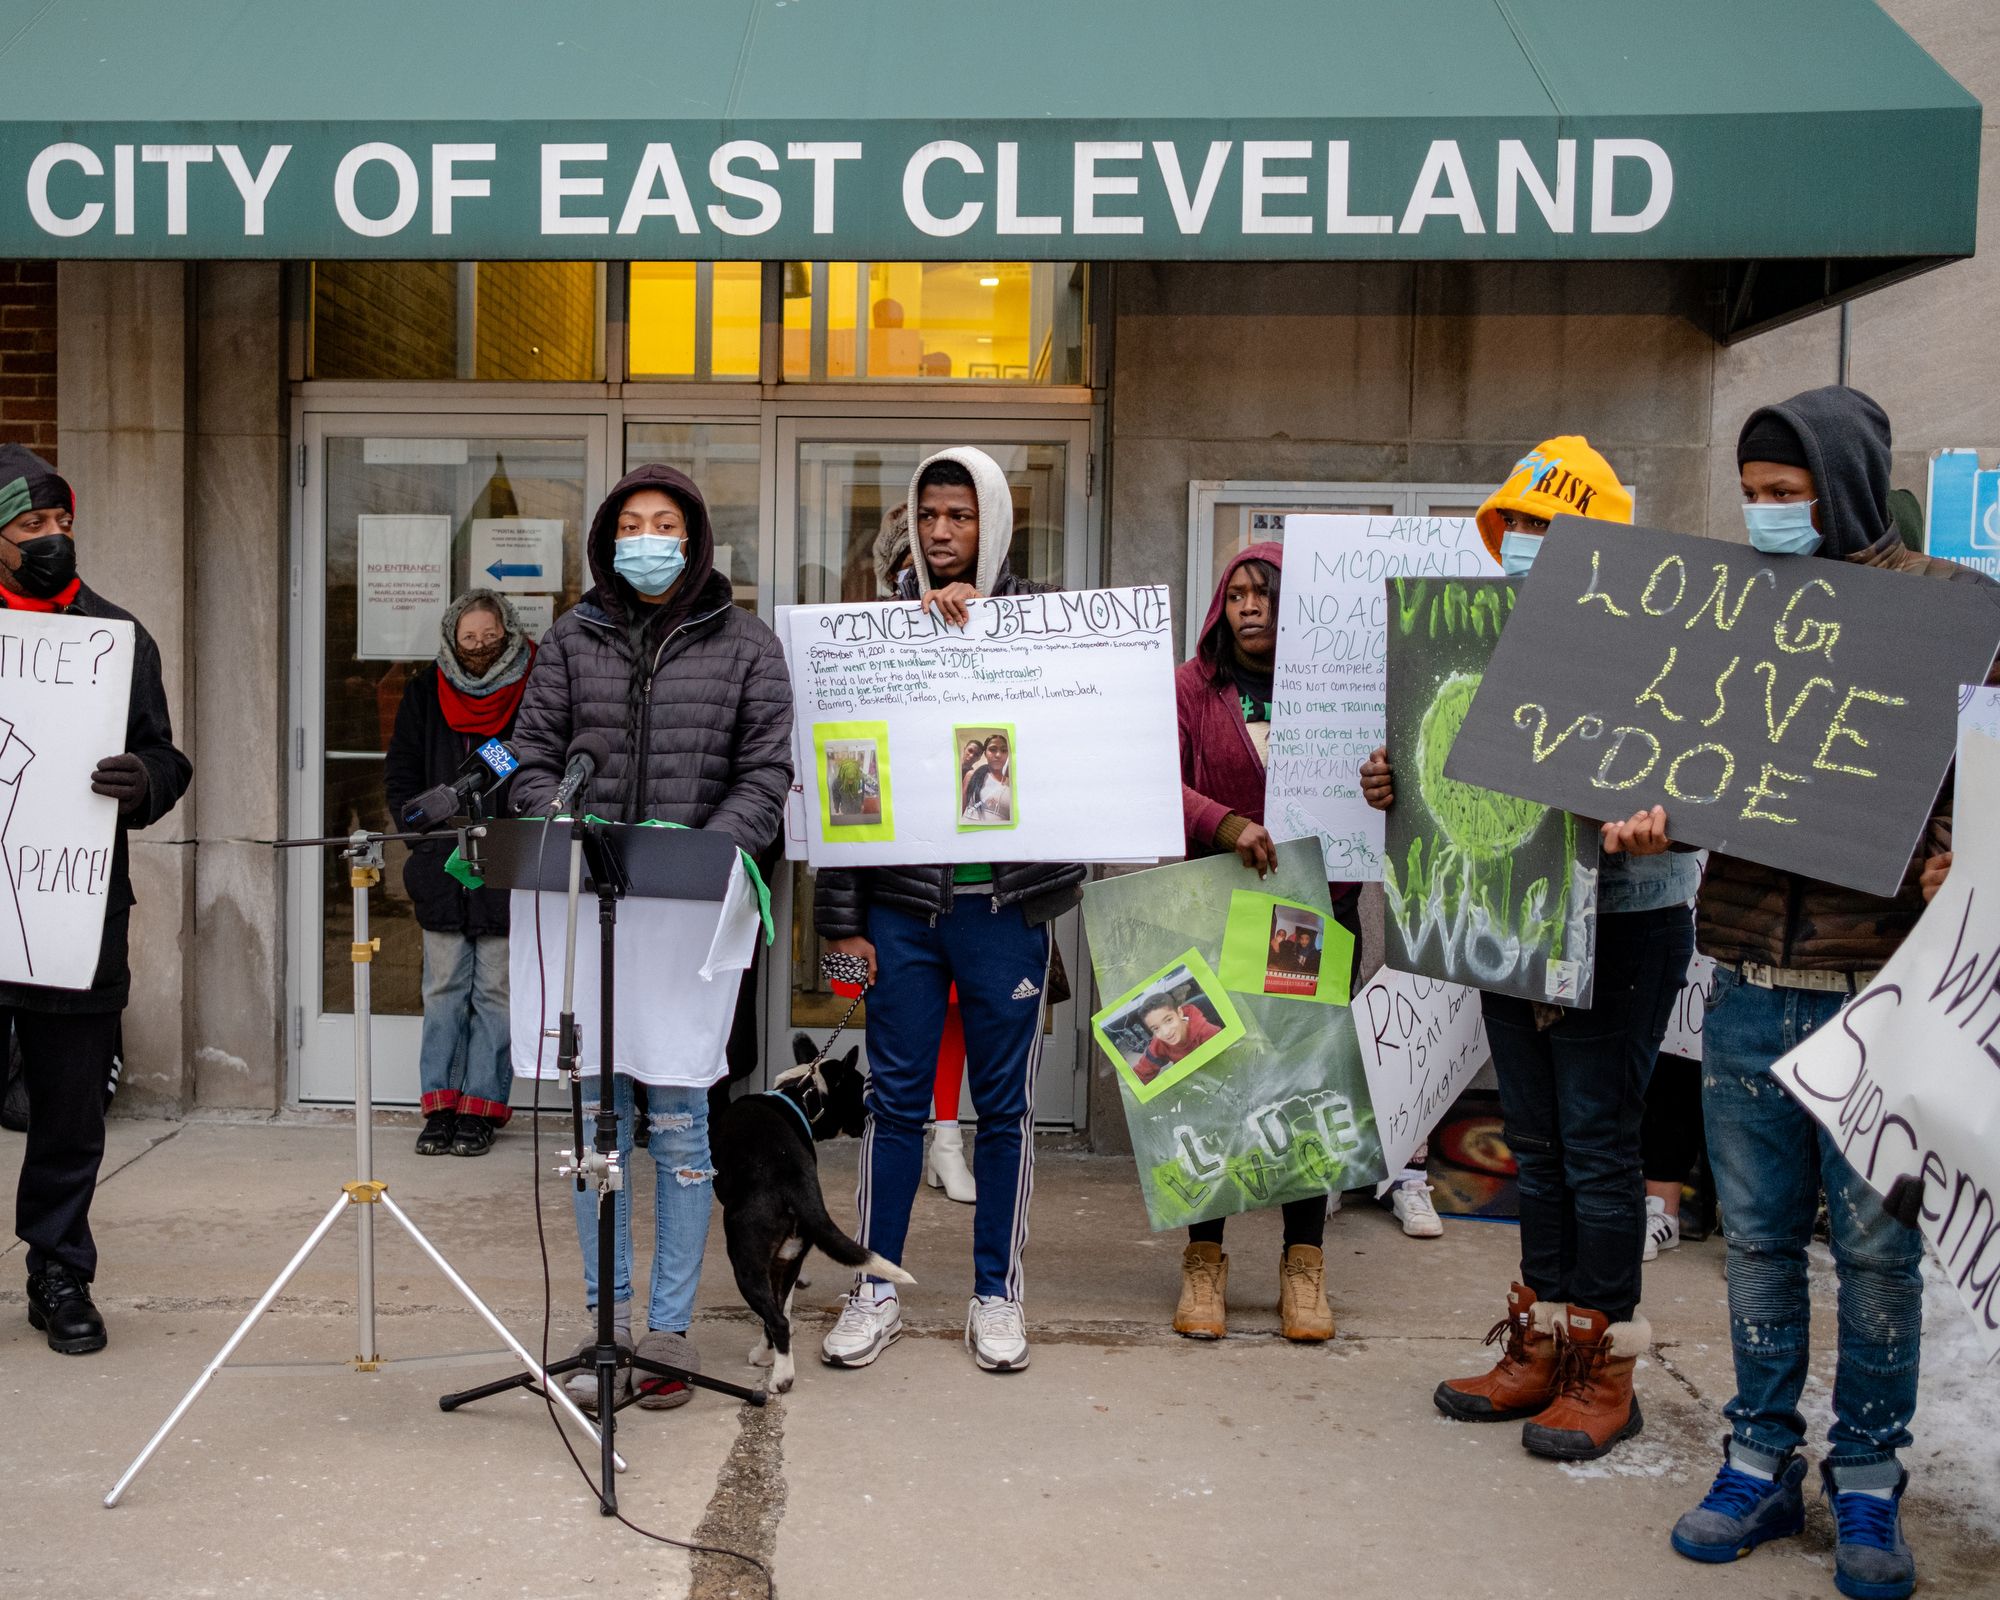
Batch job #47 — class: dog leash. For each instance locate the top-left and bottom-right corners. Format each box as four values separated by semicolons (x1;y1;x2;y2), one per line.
771;950;870;1107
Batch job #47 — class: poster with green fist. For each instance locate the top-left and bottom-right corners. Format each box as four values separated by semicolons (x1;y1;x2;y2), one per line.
1082;841;1386;1230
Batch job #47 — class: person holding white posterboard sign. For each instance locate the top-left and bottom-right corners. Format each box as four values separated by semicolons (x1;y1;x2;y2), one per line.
0;445;191;1357
815;448;1085;1376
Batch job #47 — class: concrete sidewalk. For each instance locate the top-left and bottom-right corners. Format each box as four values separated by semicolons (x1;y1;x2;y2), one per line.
2;1115;1995;1600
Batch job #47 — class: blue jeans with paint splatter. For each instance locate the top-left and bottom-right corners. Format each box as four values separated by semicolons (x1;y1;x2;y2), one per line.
1701;968;1924;1471
572;1075;714;1333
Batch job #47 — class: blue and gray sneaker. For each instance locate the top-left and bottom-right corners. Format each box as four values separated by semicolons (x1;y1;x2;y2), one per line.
1670;1442;1807;1563
1822;1461;1915;1600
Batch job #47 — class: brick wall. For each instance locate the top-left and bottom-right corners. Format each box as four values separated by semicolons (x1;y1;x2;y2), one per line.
0;261;58;462
310;261;457;379
474;262;597;380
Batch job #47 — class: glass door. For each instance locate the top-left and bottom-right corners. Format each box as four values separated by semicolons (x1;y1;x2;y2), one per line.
290;413;608;1104
772;415;1094;1127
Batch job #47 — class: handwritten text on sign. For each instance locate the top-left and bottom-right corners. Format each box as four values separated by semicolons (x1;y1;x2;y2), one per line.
779;586;1180;867
1771;732;2000;1356
1446;519;2000;898
1266;516;1500;880
1352;967;1490;1178
0;610;135;990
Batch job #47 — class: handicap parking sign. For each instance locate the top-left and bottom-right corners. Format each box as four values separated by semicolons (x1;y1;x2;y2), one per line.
1927;449;2000;576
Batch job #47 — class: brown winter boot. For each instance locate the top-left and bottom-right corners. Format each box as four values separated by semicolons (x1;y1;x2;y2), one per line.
1278;1245;1335;1342
1521;1305;1649;1461
1434;1283;1562;1421
1173;1242;1228;1339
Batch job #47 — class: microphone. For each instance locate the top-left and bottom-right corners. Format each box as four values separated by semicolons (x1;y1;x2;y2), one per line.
550;732;612;816
401;739;521;831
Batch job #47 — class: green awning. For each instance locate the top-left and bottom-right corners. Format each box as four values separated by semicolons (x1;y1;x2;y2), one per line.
0;0;1978;332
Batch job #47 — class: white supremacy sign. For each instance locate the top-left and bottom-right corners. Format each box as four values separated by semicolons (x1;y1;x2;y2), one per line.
1351;966;1490;1179
1771;730;2000;1355
0;610;135;989
1266;516;1500;879
780;587;1180;867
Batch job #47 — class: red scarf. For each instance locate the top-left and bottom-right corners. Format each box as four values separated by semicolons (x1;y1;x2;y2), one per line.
0;578;82;613
436;645;534;736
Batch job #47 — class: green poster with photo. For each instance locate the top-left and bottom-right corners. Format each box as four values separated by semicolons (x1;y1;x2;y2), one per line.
1215;890;1354;1006
1082;840;1387;1231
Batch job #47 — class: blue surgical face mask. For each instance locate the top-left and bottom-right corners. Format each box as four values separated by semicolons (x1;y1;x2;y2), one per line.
613;532;686;596
1499;531;1544;577
1742;500;1822;556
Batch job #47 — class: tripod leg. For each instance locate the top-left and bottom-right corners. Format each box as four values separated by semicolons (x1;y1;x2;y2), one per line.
596;1181;619;1515
378;1193;625;1469
105;1192;353;1508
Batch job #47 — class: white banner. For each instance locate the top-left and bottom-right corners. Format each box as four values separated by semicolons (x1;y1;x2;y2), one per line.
356;513;452;660
0;611;136;989
1265;515;1499;880
1770;730;2000;1356
779;587;1181;867
1351;966;1490;1179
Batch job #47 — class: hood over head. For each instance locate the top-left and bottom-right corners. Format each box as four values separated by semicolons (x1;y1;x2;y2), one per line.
585;462;723;628
1475;435;1631;560
905;446;1014;598
437;587;532;696
872;503;912;599
0;442;73;526
1735;385;1892;559
1196;541;1284;683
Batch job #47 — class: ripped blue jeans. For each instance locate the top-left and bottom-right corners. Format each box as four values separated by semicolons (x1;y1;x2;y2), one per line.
572;1076;713;1334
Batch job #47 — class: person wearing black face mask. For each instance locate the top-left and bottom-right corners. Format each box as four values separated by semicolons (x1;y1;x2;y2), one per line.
0;443;192;1356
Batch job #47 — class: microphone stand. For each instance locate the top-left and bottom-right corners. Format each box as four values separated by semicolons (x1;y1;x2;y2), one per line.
106;821;620;1508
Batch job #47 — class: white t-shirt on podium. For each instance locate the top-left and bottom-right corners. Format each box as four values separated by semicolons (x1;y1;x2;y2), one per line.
509;853;762;1089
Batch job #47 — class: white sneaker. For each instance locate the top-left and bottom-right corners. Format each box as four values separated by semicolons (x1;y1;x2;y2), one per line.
1644;1195;1681;1262
965;1295;1031;1372
1326;1189;1343;1216
927;1121;977;1204
820;1289;902;1368
1390;1180;1444;1238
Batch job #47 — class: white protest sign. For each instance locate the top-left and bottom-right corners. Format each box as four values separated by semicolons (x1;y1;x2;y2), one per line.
1961;683;2000;768
1351;966;1490;1178
1770;730;2000;1356
470;518;564;593
357;514;452;660
0;611;135;989
1661;953;1719;1061
779;586;1180;866
1265;515;1500;880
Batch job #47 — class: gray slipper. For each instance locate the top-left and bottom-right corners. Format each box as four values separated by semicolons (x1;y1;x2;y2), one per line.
634;1329;699;1410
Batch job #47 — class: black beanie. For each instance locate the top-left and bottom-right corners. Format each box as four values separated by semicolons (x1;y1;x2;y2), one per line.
0;443;72;525
1737;413;1810;471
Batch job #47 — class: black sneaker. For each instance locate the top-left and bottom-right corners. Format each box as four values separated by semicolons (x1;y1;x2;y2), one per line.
449;1115;497;1157
414;1109;457;1155
26;1264;108;1354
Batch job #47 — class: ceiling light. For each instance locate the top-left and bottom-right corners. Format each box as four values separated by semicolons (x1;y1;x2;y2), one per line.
979;276;999;287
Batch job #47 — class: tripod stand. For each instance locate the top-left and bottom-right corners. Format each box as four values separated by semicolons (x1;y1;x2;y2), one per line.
438;815;764;1516
106;828;618;1509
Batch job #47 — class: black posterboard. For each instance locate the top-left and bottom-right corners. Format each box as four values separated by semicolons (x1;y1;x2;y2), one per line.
1384;576;1597;1006
1445;518;2000;898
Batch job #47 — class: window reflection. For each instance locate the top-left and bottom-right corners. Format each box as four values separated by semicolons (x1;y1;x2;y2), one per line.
627;263;762;379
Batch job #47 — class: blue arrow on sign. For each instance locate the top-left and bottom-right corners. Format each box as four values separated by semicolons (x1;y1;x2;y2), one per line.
486;560;544;582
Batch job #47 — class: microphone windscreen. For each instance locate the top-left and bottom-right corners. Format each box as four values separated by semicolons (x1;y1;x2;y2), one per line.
401;784;460;832
566;731;614;771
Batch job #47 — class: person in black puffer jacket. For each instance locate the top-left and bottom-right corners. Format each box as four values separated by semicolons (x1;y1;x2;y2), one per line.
509;462;792;1411
383;589;531;1158
815;447;1083;1378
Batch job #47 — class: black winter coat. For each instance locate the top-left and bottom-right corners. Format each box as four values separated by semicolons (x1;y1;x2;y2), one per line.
0;583;192;1014
382;663;518;937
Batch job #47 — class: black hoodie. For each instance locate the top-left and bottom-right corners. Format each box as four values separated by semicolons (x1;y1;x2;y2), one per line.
1735;385;1892;560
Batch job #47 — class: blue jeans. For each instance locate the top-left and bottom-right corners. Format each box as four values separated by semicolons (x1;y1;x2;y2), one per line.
1701;967;1924;1471
418;930;513;1120
572;1075;714;1334
859;894;1050;1301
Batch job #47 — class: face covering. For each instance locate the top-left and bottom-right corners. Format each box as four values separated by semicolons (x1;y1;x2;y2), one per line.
613;533;686;597
1742;501;1822;556
9;532;76;599
1499;531;1544;577
456;641;505;676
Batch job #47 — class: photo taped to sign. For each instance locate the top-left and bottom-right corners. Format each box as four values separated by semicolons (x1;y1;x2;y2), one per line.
955;723;1017;830
1091;949;1246;1105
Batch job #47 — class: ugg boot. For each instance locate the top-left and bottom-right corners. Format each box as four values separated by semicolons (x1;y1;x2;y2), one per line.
1278;1244;1335;1342
1173;1242;1228;1339
1434;1283;1562;1421
926;1121;977;1203
1521;1305;1649;1461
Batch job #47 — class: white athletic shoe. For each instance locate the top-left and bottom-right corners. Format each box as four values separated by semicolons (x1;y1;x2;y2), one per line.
1326;1189;1343;1216
1390;1180;1444;1238
820;1290;902;1368
1643;1195;1681;1263
965;1295;1031;1372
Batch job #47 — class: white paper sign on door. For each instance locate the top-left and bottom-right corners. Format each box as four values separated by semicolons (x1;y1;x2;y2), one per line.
0;611;136;989
357;514;452;660
470;518;564;593
1265;515;1500;880
509;594;557;641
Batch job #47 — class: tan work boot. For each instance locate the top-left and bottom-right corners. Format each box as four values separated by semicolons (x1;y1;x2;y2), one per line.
1521;1305;1649;1461
1278;1244;1334;1342
1434;1283;1562;1421
1173;1242;1228;1339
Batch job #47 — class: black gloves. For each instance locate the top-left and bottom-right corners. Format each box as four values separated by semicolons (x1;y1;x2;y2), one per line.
91;753;149;817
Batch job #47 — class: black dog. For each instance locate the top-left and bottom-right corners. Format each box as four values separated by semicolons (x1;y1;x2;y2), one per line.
710;1034;913;1393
